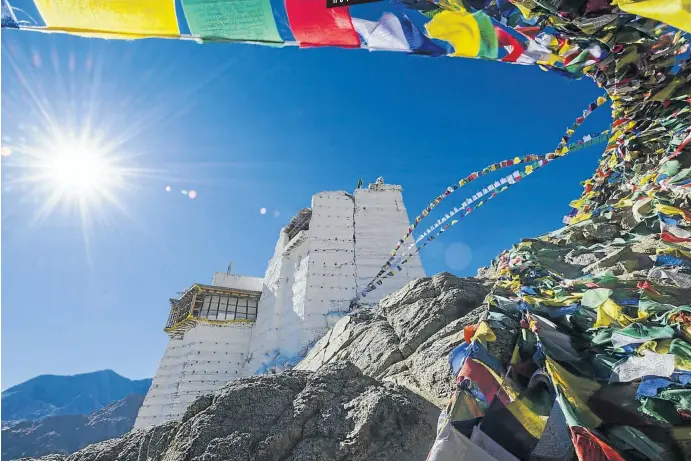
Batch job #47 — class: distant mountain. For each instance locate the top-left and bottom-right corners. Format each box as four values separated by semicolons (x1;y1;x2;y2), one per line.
1;393;145;460
1;370;151;424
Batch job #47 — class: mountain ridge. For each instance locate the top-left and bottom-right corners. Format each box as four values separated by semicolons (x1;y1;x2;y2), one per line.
2;393;146;460
2;370;151;425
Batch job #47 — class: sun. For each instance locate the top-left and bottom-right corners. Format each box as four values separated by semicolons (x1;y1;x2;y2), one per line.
11;131;134;227
46;139;118;199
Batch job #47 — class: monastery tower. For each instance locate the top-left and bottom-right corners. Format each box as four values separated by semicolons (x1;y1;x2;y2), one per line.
134;180;425;429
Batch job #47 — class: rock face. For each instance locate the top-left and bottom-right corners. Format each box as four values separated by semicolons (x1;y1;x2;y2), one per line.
26;362;438;461
2;394;145;460
2;370;151;425
297;274;490;406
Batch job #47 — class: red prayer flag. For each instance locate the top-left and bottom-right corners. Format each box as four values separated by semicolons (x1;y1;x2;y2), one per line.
571;427;625;461
495;25;524;63
458;359;511;407
662;231;691;243
284;0;360;48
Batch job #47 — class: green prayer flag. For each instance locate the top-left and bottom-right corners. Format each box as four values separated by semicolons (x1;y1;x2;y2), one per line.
474;12;498;60
182;0;282;43
659;160;680;177
581;288;612;308
670;338;691;362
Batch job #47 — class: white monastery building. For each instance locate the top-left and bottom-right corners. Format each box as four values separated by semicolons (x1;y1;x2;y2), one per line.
134;180;425;429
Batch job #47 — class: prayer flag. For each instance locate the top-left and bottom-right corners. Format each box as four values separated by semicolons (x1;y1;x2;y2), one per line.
181;0;282;43
425;10;497;58
284;0;360;48
352;13;410;52
615;0;691;33
34;0;179;38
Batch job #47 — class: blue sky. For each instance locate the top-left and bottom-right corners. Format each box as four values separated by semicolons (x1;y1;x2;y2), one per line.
1;3;611;389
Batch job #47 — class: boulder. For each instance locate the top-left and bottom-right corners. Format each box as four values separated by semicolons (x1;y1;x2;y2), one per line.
27;363;438;461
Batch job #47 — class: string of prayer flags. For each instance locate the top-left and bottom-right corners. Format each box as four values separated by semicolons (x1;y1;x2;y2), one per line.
355;134;600;300
352;97;608;305
414;131;608;246
33;0;179;38
393;97;606;273
181;0;282;43
284;0;360;48
4;0;687;88
355;124;612;303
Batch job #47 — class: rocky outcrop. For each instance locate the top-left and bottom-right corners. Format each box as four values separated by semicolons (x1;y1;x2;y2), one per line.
2;394;145;460
297;274;489;406
23;362;438;461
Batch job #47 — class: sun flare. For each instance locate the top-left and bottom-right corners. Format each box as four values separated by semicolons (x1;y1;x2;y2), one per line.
46;139;119;198
9;130;135;227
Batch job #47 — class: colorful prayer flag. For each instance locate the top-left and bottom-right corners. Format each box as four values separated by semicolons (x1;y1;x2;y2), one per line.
34;0;179;38
284;0;360;48
181;0;282;43
424;10;497;58
352;13;410;52
615;0;691;34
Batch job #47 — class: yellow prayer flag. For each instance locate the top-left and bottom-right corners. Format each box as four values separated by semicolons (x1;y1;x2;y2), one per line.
570;212;592;224
656;203;690;219
594;299;622;328
437;0;470;12
510;343;521;366
615;0;691;34
425;10;481;57
34;0;179;39
607;153;619;169
613;197;633;209
506;396;549;438
569;198;586;209
523;295;582;307
471;321;496;344
546;358;602;429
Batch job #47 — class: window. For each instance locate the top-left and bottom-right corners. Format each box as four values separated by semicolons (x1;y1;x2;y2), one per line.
226;297;239;320
219;296;230;320
248;298;258;320
236;298;248;319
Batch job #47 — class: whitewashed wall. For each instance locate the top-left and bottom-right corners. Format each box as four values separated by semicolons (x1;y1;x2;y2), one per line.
300;191;357;340
246;232;291;373
212;273;263;291
134;323;253;429
247;191;357;373
354;185;426;306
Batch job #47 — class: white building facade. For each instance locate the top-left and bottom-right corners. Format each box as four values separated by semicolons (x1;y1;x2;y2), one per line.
134;181;425;429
